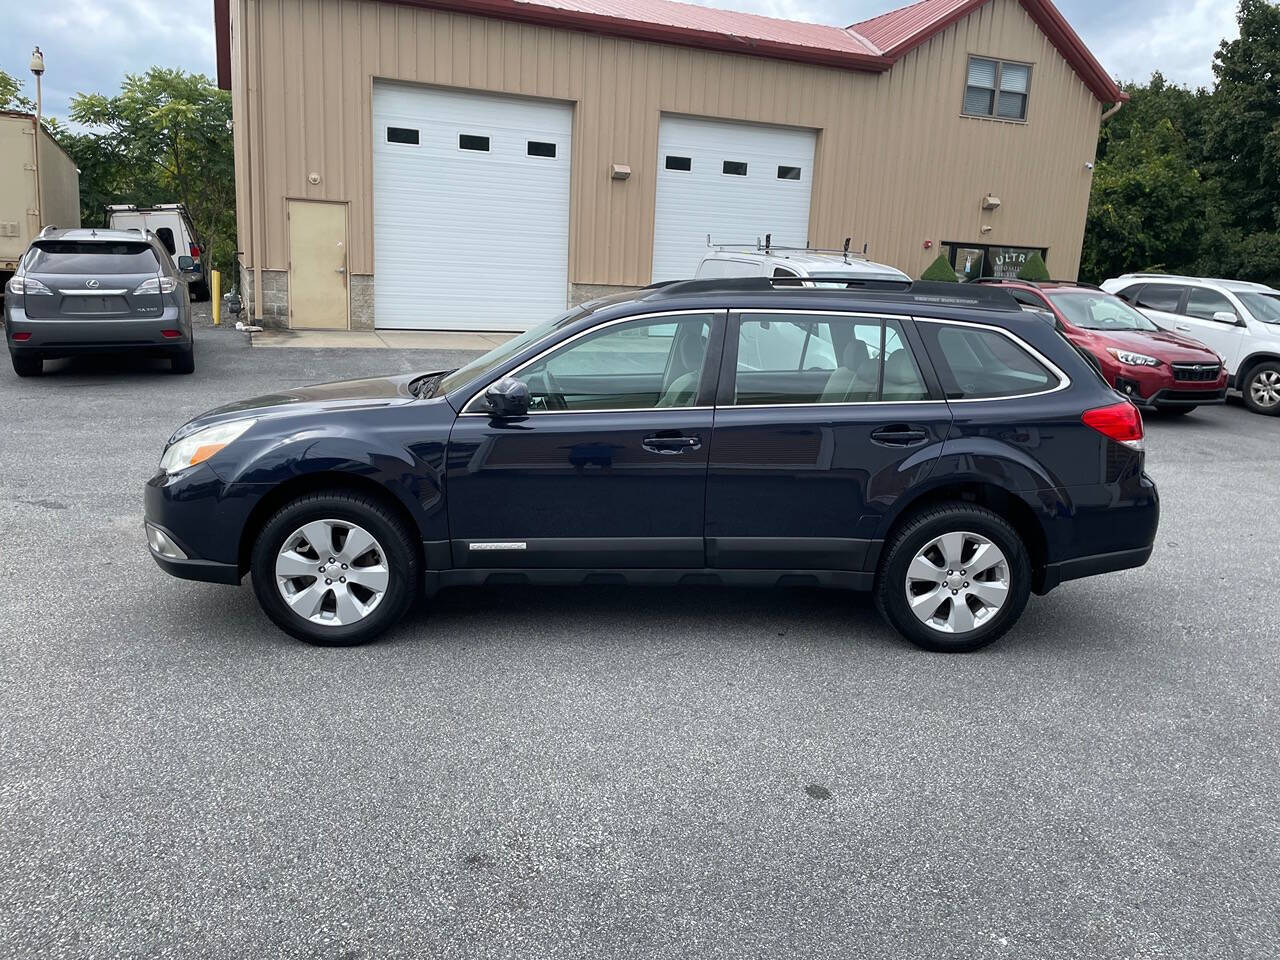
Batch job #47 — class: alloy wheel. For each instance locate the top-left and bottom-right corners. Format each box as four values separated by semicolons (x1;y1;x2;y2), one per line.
274;519;390;626
904;531;1010;634
1250;369;1280;410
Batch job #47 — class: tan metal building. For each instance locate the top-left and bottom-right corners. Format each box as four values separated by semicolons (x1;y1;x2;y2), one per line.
214;0;1126;331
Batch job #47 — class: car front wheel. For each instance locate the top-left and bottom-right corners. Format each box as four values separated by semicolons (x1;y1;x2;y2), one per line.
1243;362;1280;415
875;503;1031;653
250;490;420;646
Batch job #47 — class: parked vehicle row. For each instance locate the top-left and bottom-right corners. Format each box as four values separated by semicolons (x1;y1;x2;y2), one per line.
144;277;1158;654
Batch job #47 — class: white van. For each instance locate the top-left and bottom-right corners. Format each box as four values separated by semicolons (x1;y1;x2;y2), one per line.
105;204;209;300
695;242;910;286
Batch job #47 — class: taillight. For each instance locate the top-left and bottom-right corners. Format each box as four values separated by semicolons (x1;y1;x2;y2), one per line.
12;332;31;341
133;277;179;295
1082;401;1144;450
189;243;201;260
160;329;182;339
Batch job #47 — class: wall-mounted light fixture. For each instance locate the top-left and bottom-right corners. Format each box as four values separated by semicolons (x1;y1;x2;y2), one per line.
610;163;631;181
982;194;1002;211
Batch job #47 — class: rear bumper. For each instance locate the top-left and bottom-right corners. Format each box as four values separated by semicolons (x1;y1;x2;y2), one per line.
5;301;191;357
1038;545;1154;593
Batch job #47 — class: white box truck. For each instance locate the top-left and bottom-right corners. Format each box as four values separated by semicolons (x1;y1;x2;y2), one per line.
0;110;80;285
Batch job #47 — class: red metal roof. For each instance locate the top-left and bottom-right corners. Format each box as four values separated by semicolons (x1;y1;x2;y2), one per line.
214;0;1125;103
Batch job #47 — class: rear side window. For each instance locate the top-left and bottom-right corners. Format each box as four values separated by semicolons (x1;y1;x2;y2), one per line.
155;227;177;256
919;323;1059;400
24;242;160;275
733;314;928;405
1133;284;1185;313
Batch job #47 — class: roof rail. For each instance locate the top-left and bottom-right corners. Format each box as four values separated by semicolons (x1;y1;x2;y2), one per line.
644;276;1021;309
973;277;1102;290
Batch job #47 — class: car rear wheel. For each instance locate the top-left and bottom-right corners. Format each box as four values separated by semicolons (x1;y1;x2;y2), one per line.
1242;362;1280;415
171;344;195;375
250;490;420;646
875;503;1031;653
11;353;42;378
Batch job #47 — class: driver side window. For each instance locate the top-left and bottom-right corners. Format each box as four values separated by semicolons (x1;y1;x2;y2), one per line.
520;314;713;412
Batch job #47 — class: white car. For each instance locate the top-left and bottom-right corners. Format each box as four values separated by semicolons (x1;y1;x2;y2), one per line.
696;245;910;286
1100;274;1280;415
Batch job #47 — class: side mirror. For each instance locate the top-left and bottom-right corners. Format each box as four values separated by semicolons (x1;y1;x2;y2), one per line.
484;377;530;418
1213;311;1243;326
177;255;195;271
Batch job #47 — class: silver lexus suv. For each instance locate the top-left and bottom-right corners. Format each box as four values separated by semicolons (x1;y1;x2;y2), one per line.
3;227;194;378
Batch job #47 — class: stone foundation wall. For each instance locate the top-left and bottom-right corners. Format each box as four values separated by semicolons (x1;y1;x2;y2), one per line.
349;275;374;330
238;268;290;329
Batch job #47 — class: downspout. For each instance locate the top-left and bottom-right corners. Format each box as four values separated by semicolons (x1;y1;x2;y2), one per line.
1101;101;1124;123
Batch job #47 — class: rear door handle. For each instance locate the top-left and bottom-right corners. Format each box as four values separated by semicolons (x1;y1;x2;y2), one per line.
871;425;930;447
642;433;702;455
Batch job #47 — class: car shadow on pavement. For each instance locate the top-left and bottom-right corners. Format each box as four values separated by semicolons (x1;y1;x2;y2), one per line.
26;353;182;379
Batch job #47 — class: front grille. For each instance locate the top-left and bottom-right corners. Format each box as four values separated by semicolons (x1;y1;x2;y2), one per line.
1171;363;1220;382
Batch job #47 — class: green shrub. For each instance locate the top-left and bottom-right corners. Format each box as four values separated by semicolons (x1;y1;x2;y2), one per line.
1016;251;1051;282
920;254;959;282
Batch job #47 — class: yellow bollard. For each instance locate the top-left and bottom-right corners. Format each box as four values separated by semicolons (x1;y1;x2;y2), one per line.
211;270;221;325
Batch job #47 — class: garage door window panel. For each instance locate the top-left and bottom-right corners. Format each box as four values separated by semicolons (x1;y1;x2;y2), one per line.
665;155;692;172
520;315;714;412
459;134;491;152
722;161;748;176
527;140;557;158
386;126;420;145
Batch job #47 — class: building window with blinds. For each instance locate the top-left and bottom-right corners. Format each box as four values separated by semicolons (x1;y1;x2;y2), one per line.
963;57;1031;121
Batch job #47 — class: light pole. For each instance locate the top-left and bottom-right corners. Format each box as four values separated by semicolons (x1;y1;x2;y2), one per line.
29;46;45;230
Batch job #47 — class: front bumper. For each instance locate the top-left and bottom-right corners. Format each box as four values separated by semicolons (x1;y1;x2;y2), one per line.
144;465;261;585
5;302;191;358
1127;385;1228;408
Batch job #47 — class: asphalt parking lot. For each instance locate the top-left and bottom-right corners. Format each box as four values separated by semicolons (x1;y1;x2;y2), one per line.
2;313;1278;959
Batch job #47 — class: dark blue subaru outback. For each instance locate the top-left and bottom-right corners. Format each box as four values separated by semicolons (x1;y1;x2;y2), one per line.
145;279;1158;652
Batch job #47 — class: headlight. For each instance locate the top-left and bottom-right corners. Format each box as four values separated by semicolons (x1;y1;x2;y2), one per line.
159;419;257;474
1106;348;1161;367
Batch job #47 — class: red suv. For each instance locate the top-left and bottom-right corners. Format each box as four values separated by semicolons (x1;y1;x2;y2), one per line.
976;280;1228;415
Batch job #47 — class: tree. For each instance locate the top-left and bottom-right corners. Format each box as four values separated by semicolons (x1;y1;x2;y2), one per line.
0;67;36;113
1204;0;1280;234
1016;251;1051;281
68;68;235;275
920;254;959;281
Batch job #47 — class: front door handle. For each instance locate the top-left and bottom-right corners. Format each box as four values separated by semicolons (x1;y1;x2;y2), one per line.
1175;325;1192;332
871;425;930;447
642;433;702;455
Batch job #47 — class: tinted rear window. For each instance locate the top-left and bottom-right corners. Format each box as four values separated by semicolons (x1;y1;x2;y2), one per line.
26;242;160;275
919;323;1059;399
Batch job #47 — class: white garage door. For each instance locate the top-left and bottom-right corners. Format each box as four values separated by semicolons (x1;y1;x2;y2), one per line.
372;83;572;331
651;115;817;282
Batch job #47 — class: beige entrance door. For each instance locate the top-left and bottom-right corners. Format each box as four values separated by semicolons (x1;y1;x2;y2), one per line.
287;199;349;329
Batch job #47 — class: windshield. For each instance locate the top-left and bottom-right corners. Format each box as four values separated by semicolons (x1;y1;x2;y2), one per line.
1239;292;1280;325
1046;291;1159;332
430;306;588;396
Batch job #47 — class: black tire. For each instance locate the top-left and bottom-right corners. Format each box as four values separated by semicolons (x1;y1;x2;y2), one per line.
250;489;420;646
1241;361;1280;416
190;281;209;302
1156;405;1195;416
875;502;1032;653
171;344;195;375
11;353;42;377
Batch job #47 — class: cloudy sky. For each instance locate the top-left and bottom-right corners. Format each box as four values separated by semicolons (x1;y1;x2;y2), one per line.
1;0;1240;122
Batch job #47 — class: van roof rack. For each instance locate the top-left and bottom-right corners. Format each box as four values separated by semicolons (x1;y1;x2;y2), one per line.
707;233;871;263
645;276;1020;309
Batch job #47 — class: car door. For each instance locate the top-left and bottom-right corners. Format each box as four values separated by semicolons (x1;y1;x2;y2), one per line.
705;310;951;572
1176;286;1246;372
445;310;724;569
